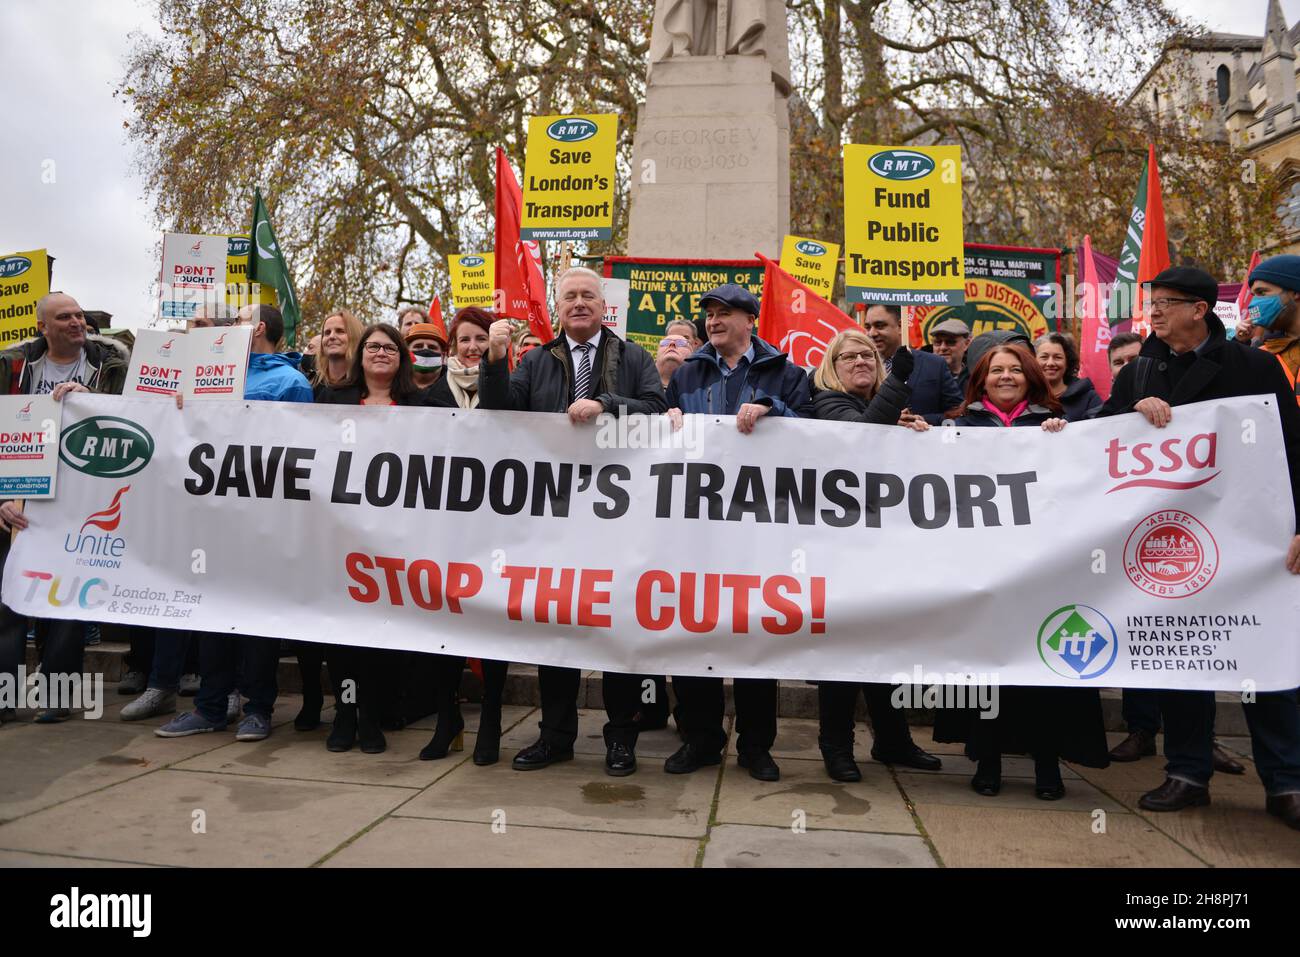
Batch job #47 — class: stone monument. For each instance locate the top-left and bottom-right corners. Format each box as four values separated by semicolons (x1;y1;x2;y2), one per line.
628;0;791;259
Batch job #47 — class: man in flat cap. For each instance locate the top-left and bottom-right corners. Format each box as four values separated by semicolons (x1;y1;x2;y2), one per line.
928;317;972;395
663;282;812;782
1100;266;1300;830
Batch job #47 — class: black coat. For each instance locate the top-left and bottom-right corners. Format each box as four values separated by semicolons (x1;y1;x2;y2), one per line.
316;382;455;408
900;349;963;424
1100;311;1300;522
479;331;667;415
1059;377;1102;421
808;372;911;425
932;401;1109;768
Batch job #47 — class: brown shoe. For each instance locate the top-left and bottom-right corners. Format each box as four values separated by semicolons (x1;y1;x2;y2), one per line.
1138;777;1210;812
1265;793;1300;830
1108;729;1156;762
1212;743;1246;775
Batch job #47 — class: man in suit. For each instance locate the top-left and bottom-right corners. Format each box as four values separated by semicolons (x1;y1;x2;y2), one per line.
861;304;962;423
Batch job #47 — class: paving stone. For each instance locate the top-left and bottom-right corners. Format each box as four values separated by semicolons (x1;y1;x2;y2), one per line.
893;766;1127;814
715;756;918;835
0;769;409;867
701;823;935;868
323;816;699;867
0;849;156;867
393;753;717;838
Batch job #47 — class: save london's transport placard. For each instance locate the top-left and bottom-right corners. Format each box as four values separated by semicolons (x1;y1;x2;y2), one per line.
448;253;495;309
0;395;61;498
520;113;618;241
4;392;1298;692
0;249;51;344
779;234;840;300
844;145;965;307
912;243;1061;344
603;257;763;350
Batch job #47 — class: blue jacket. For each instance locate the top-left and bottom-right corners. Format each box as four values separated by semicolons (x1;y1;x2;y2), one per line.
666;335;811;417
244;352;314;403
901;349;963;424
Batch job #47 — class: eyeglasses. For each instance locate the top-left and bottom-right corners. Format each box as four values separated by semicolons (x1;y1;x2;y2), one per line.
834;350;875;365
363;342;400;355
660;336;690;348
1148;297;1198;311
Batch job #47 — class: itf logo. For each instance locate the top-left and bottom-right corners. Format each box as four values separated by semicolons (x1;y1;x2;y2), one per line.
1037;604;1118;680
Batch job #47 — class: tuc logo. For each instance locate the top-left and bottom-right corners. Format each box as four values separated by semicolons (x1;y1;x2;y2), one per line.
59;416;154;479
19;570;109;609
1124;510;1218;598
1104;431;1218;493
868;149;935;180
546;117;598;142
1037;604;1118;680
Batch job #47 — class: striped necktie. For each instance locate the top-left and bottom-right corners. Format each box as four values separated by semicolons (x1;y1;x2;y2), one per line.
573;342;593;401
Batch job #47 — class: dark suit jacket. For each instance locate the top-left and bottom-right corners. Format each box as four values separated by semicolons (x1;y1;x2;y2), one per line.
899;349;963;424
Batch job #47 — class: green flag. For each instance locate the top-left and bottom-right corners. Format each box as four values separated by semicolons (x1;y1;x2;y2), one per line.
247;187;300;346
1111;158;1148;327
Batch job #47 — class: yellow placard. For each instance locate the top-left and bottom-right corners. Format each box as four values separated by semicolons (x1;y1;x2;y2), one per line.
843;145;964;307
0;249;50;344
520;113;618;241
223;235;277;310
448;253;496;309
779;235;840;299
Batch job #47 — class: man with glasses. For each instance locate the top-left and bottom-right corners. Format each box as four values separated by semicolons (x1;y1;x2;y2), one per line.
928;318;972;394
655;320;700;390
0;292;131;723
1100;266;1300;830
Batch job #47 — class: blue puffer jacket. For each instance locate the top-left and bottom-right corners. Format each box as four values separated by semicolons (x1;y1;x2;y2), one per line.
244;352;314;403
666;335;811;417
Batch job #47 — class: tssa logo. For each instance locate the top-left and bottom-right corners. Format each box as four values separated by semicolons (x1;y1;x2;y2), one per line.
460;255;485;268
1105;431;1218;493
0;255;32;279
794;240;827;257
1037;604;1118;680
59;417;154;479
227;237;251;257
547;117;598;142
868;149;935;181
65;487;129;565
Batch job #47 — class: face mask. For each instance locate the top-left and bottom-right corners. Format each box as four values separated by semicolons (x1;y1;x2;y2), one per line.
1248;293;1286;329
411;349;443;371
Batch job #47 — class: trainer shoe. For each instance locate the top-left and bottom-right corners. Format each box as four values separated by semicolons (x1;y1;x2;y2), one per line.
235;713;271;742
121;688;177;721
155;711;226;737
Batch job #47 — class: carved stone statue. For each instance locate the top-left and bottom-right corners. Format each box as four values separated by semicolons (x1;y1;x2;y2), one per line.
649;0;791;95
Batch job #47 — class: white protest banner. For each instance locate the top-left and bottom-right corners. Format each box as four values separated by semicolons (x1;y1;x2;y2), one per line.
159;233;229;322
125;327;252;400
3;394;1296;691
0;396;61;498
601;277;630;340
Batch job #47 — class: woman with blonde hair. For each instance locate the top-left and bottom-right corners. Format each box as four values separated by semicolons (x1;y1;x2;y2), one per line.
808;329;941;782
309;309;364;398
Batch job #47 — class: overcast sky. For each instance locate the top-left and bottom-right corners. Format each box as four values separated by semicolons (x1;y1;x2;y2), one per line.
0;0;1291;329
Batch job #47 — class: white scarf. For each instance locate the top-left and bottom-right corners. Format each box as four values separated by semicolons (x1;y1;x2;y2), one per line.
446;355;480;409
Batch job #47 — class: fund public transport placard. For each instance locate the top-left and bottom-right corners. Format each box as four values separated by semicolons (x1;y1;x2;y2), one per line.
520;113;618;241
843;145;965;307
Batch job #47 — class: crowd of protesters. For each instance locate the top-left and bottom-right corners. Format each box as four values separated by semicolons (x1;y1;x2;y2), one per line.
1;256;1298;832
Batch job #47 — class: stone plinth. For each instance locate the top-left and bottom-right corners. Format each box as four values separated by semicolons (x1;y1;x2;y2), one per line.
628;56;789;260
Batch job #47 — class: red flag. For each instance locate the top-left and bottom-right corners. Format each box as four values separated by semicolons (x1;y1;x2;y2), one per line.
494;147;553;342
1235;249;1262;332
756;252;857;369
905;306;923;348
1132;144;1170;338
427;295;447;341
1078;235;1113;402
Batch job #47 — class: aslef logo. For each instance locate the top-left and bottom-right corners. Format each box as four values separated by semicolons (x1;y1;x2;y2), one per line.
1104;430;1218;493
65;486;129;567
50;886;151;937
59;416;154;479
1037;604;1118;680
1124;509;1218;598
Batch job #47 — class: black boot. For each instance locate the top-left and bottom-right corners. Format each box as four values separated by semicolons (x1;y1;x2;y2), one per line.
474;659;507;766
327;703;357;752
358;703;387;754
294;644;325;731
420;705;464;760
1033;753;1065;800
820;744;862;782
971;753;1002;796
